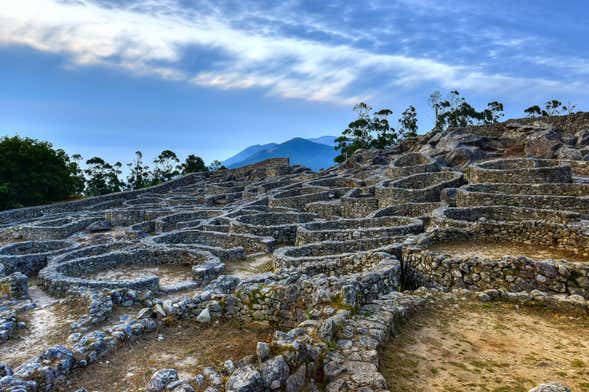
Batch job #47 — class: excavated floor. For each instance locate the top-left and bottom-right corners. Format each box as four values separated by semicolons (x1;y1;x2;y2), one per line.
380;299;589;392
224;254;274;278
428;241;589;262
87;264;195;285
56;320;273;392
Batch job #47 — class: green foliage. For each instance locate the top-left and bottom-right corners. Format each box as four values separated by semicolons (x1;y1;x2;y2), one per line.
126;151;152;190
0;135;84;210
182;154;208;174
399;105;419;138
334;102;401;162
152;149;181;184
524;100;577;117
208;159;225;172
84;157;124;196
430;90;504;131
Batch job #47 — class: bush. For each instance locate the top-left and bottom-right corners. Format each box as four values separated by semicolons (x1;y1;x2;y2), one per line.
0;136;84;210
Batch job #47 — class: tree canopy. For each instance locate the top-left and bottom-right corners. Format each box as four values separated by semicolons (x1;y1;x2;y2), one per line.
0;135;84;210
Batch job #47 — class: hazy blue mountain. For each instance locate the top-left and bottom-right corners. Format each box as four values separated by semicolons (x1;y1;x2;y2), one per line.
225;137;337;171
221;142;277;167
307;136;337;146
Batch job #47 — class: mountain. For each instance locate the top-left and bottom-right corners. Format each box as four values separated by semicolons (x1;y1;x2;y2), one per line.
221;142;277;168
307;136;337;147
224;137;337;171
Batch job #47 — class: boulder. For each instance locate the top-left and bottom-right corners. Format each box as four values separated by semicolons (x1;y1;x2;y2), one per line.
524;128;562;158
260;355;290;389
146;369;178;392
225;365;264;392
528;382;571;392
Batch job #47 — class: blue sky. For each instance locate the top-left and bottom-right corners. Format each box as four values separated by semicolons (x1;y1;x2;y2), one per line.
0;0;587;166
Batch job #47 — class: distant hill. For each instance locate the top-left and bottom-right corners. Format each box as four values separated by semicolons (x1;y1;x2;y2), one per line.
307;136;337;147
221;142;278;168
223;137;337;171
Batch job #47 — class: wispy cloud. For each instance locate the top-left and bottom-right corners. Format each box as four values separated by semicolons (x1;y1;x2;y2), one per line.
0;0;585;104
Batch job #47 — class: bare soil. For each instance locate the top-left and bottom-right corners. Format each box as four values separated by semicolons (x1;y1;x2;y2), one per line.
379;299;589;391
58;319;273;392
429;241;589;262
225;254;274;279
88;264;194;285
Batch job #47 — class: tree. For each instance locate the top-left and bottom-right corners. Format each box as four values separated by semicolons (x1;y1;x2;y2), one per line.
524;105;543;117
0;135;84;210
127;151;152;190
209;160;225;172
334;102;401;162
84;157;124;196
430;90;504;130
524;100;577;117
398;105;418;138
152;149;180;184
182;154;208;174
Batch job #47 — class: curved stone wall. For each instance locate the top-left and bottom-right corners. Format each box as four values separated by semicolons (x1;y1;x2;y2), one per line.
295;216;423;245
376;171;464;206
468;158;572;183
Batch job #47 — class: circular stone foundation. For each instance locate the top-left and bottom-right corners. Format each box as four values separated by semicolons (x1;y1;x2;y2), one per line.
468;158;572;183
295;216;423;245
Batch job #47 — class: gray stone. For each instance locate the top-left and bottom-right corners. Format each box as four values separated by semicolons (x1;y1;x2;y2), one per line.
147;369;178;392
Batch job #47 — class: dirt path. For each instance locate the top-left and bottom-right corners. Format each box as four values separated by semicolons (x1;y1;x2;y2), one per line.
380;299;589;391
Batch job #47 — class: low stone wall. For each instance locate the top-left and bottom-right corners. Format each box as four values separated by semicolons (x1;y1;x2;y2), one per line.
273;237;404;270
467;158;572;183
295;216;423;245
0;240;79;276
402;229;589;298
340;188;379;218
153;210;223;233
38;246;219;293
269;186;349;210
432;205;585;226
376;171;464;206
229;212;318;245
386;152;439;178
303;200;342;219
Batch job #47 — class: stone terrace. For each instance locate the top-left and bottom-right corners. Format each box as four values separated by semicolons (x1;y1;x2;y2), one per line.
1;116;589;392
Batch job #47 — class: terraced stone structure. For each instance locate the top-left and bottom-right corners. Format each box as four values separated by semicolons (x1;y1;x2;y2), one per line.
1;114;589;392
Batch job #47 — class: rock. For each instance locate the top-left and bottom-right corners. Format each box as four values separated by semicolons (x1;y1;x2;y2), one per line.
256;342;270;362
260;355;289;389
202;367;222;386
225;365;264;392
524;128;562;158
86;220;112;232
147;369;178;392
528;382;571;392
0;363;12;378
224;360;236;374
168;380;195;392
576;129;589;146
196;308;211;323
556;146;583;160
285;365;306;392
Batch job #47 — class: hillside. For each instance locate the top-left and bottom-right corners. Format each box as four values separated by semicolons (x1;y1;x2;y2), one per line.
224;137;337;171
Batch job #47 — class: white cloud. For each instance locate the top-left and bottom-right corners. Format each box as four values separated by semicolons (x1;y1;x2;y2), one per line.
0;0;584;104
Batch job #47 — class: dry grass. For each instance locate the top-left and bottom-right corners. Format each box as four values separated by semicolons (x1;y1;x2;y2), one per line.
380;299;589;391
57;319;273;392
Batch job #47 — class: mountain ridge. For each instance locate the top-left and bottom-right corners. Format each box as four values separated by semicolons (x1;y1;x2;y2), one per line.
223;137;338;171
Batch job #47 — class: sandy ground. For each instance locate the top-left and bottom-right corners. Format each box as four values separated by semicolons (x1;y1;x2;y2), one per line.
380;299;589;392
88;264;195;286
429;241;589;262
57;319;273;392
224;254;274;279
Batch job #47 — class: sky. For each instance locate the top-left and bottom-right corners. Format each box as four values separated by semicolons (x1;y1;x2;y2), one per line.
0;0;588;166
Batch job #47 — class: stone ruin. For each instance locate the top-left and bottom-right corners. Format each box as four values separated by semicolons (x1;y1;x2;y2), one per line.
0;113;589;391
